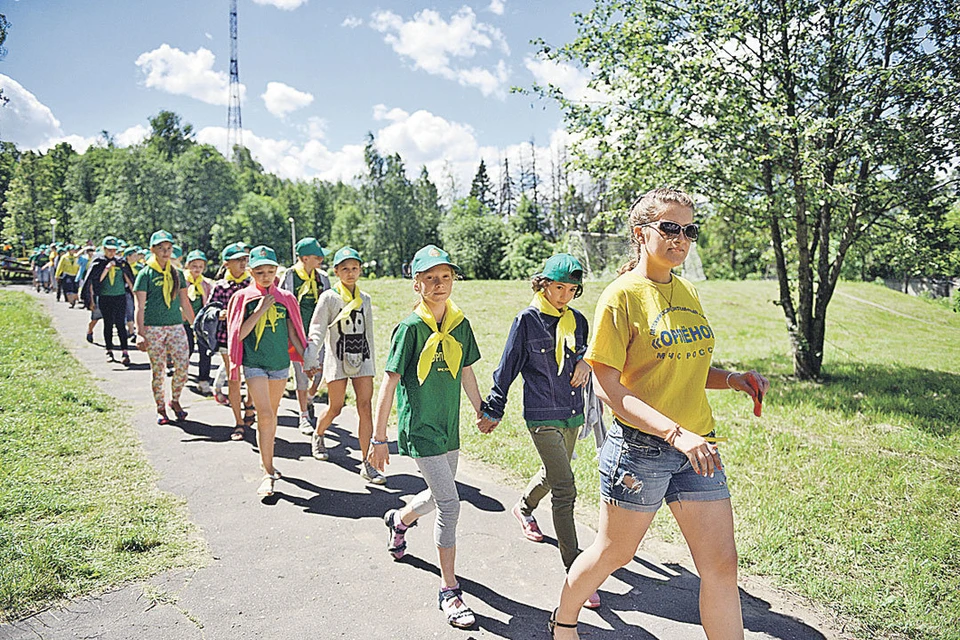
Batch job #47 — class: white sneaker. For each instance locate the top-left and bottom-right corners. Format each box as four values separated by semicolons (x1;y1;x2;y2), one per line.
198;381;212;395
257;475;276;497
361;460;386;485
299;413;315;435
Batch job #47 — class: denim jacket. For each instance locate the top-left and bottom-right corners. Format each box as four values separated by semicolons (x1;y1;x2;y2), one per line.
483;305;588;422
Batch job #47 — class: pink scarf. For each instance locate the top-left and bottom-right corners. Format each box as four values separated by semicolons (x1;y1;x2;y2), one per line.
226;282;307;381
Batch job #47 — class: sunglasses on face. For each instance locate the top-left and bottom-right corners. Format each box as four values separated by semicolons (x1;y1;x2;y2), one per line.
640;220;699;242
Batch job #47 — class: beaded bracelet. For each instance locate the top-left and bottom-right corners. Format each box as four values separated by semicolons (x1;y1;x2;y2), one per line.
371;439;388;446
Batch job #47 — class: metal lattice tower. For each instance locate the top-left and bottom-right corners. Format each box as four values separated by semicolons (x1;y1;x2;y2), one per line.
226;0;243;159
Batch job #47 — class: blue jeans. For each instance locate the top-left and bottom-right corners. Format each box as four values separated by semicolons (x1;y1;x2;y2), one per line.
599;420;730;513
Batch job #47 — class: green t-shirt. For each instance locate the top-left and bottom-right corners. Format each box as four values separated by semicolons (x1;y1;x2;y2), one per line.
100;264;127;296
292;270;320;329
385;313;481;458
134;268;188;326
242;299;291;371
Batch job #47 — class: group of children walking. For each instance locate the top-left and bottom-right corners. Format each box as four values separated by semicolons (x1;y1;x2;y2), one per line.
45;186;769;638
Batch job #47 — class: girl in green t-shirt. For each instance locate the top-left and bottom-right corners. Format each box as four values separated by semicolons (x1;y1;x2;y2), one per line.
547;189;770;640
134;231;195;426
370;245;490;630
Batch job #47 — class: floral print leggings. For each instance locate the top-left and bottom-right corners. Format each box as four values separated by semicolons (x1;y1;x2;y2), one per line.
144;325;189;409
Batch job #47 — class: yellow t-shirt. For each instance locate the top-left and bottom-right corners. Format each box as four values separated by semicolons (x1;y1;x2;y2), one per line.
585;271;716;435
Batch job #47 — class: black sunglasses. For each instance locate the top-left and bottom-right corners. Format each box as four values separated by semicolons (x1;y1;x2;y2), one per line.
640;220;699;241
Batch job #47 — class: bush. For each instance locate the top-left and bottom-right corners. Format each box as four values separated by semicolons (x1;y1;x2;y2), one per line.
500;233;554;280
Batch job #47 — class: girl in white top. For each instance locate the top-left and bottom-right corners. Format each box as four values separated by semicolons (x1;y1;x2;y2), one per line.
304;247;379;483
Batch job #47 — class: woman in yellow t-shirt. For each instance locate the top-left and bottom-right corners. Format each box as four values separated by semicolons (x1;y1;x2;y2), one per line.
548;188;770;640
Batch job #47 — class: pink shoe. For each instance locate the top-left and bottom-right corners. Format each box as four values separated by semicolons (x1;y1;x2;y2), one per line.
584;591;601;609
213;389;230;406
512;502;544;542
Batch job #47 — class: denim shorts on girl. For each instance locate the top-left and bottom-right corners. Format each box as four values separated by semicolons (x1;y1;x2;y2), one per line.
243;366;288;380
599;420;730;513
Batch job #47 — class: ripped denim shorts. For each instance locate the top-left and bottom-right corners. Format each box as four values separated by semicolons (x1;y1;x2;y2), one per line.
599;420;730;513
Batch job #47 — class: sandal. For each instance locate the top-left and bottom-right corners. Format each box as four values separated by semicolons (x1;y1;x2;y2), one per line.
156;412;171;426
169;402;188;422
548;609;578;638
213;389;230;406
242;403;256;426
230;424;245;441
438;585;475;629
120;353;131;366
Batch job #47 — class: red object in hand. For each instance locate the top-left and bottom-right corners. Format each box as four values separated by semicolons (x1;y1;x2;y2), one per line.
745;375;763;417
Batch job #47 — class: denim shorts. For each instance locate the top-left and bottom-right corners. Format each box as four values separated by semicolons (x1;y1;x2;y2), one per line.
244;366;288;380
599;420;730;513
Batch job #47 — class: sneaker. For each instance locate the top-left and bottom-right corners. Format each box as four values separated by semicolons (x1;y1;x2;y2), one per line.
361;460;386;485
584;591;601;609
198;381;212;395
299;413;315;435
106;351;115;361
213;389;230;406
120;353;131;366
86;332;93;343
512;502;544;542
384;509;414;560
311;432;328;461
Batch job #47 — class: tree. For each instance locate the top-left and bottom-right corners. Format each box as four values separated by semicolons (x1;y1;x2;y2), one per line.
534;0;960;379
469;159;496;211
175;144;239;256
0;13;9;108
440;197;506;279
146;111;195;162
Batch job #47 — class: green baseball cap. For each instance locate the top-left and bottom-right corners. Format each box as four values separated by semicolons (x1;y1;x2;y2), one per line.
538;253;584;284
102;236;120;249
185;249;207;264
411;244;460;275
123;246;139;257
149;230;175;247
248;245;279;269
295;237;328;258
172;245;183;259
332;246;362;267
220;242;249;262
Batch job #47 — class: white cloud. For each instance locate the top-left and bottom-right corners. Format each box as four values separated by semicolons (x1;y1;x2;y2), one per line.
204;32;213;40
261;81;314;118
252;0;307;10
369;7;511;98
304;116;327;140
115;124;150;147
524;55;609;104
135;44;245;106
0;75;62;149
341;16;363;28
488;0;505;15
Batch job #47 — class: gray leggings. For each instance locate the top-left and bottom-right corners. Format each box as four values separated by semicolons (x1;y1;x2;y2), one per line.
410;450;460;549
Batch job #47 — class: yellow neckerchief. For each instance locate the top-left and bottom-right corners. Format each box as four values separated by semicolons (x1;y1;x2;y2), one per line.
225;269;249;285
253;289;281;350
531;291;577;376
146;255;174;308
106;258;117;286
293;264;318;302
414;299;465;385
186;272;205;302
329;282;363;328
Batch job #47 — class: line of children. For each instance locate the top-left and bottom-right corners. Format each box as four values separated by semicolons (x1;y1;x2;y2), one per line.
304;247;380;483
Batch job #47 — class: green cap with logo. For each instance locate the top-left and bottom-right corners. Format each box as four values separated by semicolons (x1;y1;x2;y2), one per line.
123;246;140;257
220;242;249;262
332;246;362;267
102;235;120;249
248;245;279;269
149;230;175;247
295;237;328;258
538;253;584;284
411;244;460;275
172;245;183;259
185;250;207;264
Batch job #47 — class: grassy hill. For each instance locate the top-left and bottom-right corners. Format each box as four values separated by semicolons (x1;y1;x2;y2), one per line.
361;277;960;640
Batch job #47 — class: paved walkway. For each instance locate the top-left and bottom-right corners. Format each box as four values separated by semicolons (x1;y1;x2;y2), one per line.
3;288;843;640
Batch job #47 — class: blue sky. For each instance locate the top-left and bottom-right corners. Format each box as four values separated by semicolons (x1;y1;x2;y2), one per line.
0;0;598;191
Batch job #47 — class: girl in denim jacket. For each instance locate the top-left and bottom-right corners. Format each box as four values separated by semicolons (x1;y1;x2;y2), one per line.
480;253;600;610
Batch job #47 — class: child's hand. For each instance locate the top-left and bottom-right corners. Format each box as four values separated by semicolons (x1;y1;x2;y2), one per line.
477;413;499;433
218;309;227;320
570;360;591;388
136;334;149;352
256;294;275;312
370;442;390;470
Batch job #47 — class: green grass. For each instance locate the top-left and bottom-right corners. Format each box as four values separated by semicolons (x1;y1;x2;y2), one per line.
0;291;205;622
362;277;960;640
